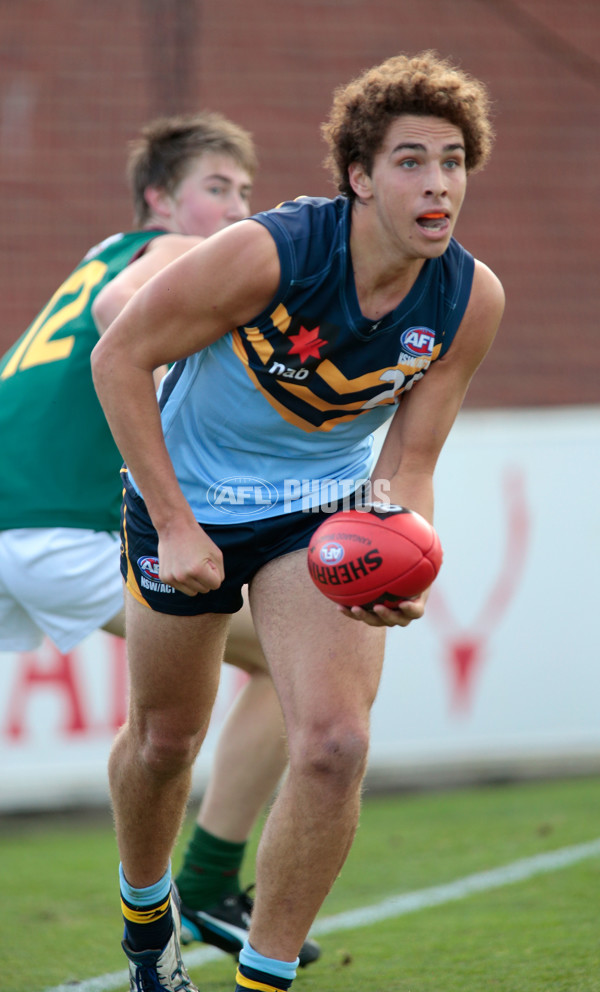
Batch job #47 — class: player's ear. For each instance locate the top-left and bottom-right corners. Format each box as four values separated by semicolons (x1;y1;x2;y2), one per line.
143;185;173;220
348;161;373;201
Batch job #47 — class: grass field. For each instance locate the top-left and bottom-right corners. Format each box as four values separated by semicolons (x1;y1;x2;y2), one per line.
2;776;599;992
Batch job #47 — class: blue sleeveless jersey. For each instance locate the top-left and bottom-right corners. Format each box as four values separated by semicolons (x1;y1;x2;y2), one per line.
140;196;474;524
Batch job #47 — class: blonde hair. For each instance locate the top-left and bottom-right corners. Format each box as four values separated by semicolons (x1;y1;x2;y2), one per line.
127;111;258;225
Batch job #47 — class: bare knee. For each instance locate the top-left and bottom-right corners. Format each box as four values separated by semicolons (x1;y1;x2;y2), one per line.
289;721;370;792
133;714;206;780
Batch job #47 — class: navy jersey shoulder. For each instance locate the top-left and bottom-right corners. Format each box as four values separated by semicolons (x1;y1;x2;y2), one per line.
252;194;473;357
253;196;349;297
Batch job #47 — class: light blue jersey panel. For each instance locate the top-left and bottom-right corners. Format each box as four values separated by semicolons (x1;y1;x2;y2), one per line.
149;335;388;523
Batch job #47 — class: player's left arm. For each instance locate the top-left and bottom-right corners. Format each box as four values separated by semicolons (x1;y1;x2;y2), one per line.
348;259;505;628
92;234;204;335
93;234;206;387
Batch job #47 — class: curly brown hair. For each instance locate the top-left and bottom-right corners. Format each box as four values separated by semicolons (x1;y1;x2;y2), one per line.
322;51;494;198
127;112;258;226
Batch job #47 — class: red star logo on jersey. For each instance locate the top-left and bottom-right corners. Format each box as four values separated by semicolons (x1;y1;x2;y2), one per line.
287;325;327;363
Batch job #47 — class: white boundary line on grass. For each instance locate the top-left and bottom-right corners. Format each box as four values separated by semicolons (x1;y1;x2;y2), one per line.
44;837;600;992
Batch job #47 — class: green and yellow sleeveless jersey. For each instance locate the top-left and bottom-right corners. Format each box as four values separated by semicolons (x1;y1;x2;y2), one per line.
0;229;165;531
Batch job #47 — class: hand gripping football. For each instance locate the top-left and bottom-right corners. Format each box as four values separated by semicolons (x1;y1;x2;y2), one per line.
307;505;443;608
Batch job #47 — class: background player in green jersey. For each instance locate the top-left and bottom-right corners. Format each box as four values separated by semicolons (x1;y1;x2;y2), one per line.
0;111;319;967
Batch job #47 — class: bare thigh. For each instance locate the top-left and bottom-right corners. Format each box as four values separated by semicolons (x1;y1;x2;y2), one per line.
249;550;387;743
124;591;230;739
102;604;125;638
225;588;269;675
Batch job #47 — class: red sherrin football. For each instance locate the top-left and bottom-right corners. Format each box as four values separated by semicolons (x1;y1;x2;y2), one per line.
307;506;443;608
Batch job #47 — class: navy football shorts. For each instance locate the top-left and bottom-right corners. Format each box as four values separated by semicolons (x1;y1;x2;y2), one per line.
120;472;333;615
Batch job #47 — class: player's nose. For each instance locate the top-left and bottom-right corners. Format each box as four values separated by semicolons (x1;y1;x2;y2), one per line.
226;192;251;222
423;163;448;197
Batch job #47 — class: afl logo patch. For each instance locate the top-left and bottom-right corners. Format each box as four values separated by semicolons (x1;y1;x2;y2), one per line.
400;326;435;357
207;476;279;515
319;541;345;565
138;556;160;579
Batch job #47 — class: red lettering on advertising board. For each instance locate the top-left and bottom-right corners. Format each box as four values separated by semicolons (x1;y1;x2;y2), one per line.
427;468;530;712
5;646;87;738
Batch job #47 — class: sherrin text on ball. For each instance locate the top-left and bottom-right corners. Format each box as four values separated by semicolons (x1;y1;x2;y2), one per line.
307;505;443;608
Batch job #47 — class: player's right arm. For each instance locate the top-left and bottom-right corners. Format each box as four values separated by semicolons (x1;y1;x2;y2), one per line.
91;219;280;596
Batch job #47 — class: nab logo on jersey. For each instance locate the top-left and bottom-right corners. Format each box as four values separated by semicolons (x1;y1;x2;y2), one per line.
138;556;160;579
400;327;435;357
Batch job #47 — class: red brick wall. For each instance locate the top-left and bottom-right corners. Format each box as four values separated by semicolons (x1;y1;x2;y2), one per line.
1;0;598;407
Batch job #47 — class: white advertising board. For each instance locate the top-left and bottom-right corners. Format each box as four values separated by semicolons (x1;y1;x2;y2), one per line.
1;407;599;810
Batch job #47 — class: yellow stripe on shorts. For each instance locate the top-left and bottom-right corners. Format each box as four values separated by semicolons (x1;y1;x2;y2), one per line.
122;501;151;609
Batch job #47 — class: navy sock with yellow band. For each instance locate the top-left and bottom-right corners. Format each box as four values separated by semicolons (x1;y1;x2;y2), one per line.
235;966;293;992
119;862;173;952
235;940;298;992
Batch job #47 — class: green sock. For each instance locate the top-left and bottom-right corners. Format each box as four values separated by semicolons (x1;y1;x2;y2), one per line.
175;825;247;909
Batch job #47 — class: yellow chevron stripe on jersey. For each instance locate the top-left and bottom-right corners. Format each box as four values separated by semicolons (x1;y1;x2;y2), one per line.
312;358;404;396
235;969;286;992
235;326;442;409
266;375;369;413
238;325;275;365
121;892;171;925
270;302;292;333
238;359;364;432
274;342;442;397
232;330;436;427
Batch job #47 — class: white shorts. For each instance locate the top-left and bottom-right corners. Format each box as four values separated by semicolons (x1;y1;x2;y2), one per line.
0;528;124;654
